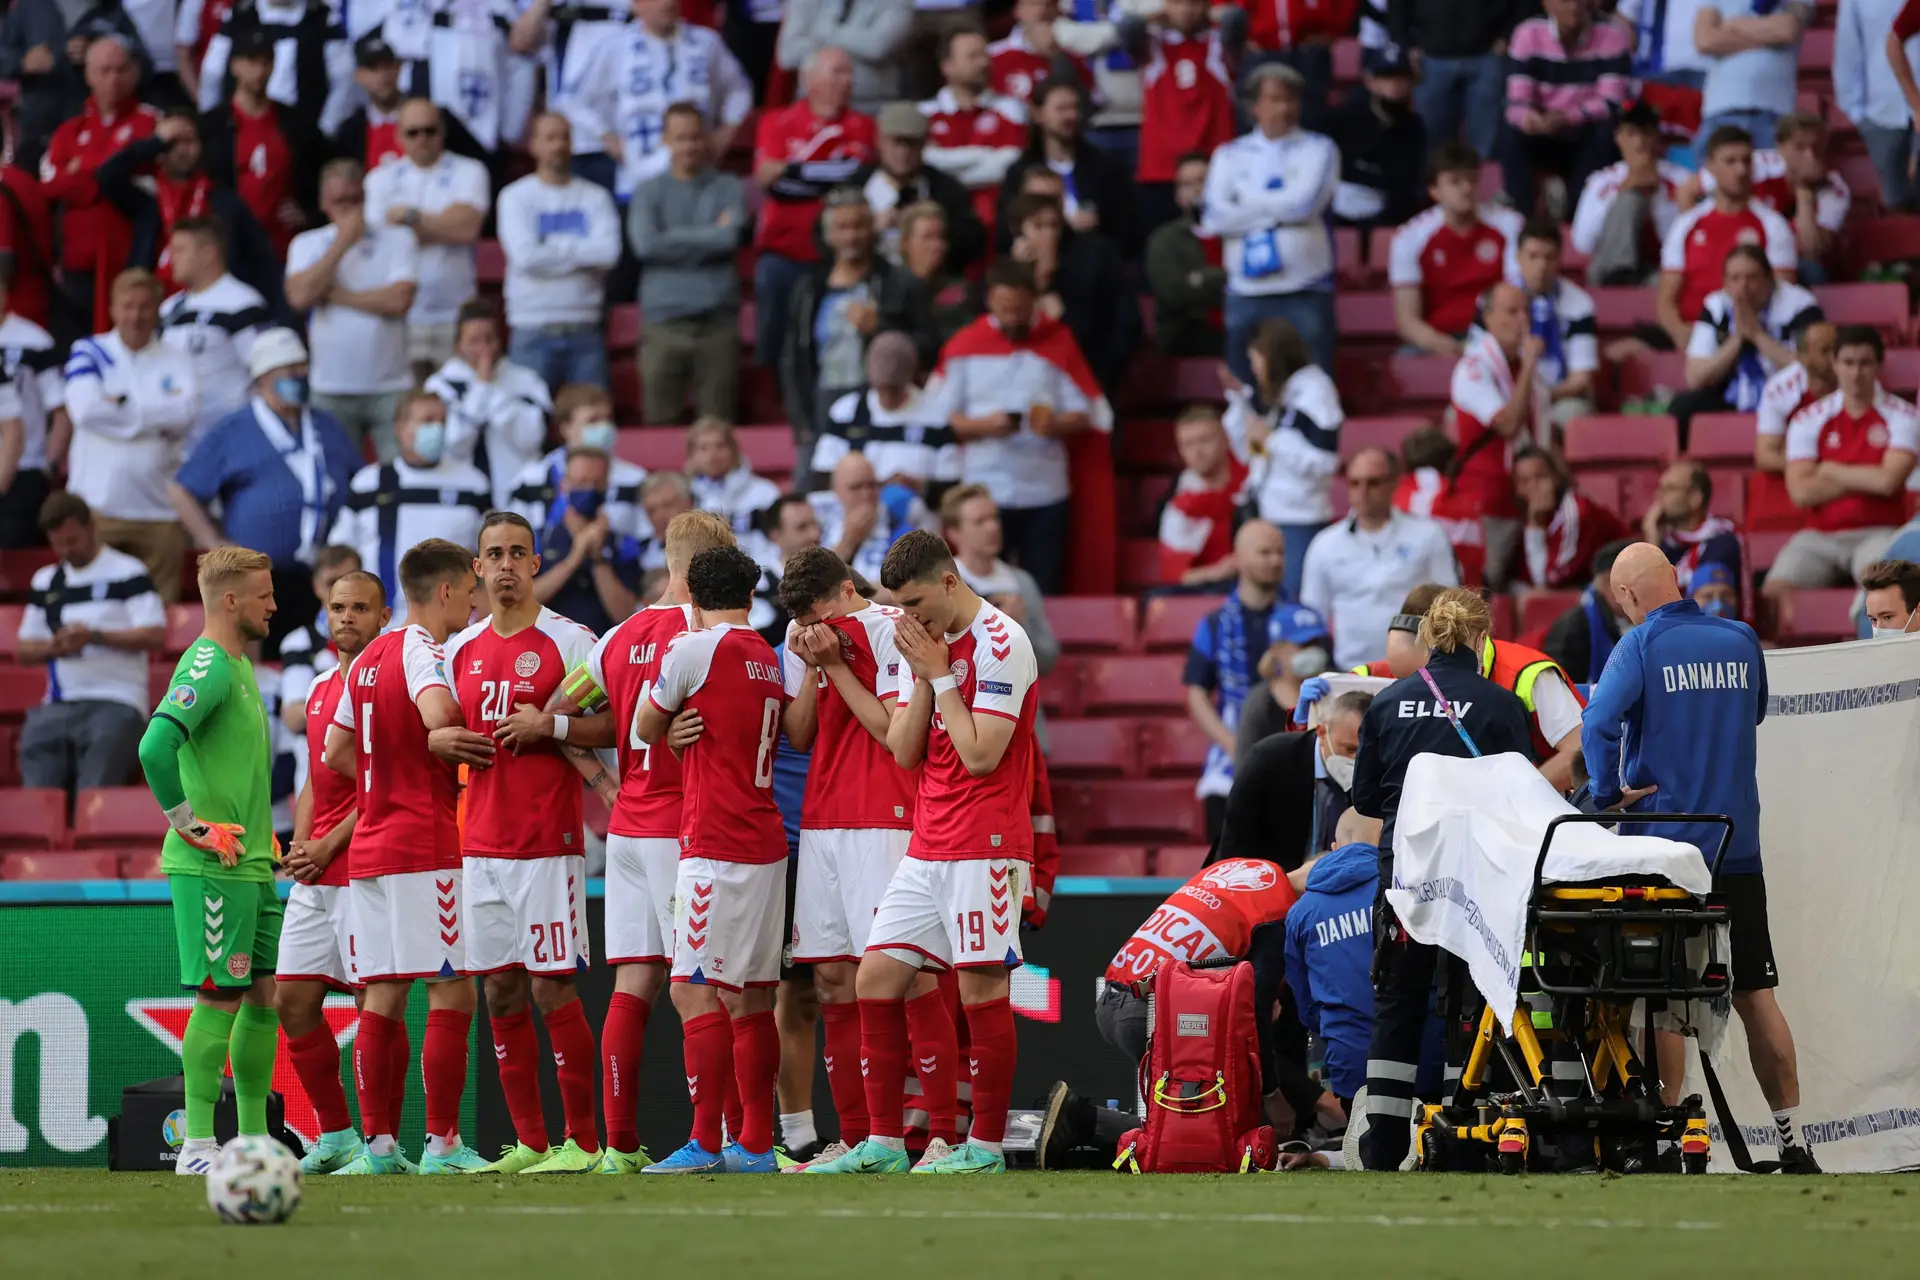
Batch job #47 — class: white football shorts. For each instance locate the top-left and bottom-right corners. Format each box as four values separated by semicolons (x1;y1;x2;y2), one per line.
348;868;466;983
276;882;354;990
791;827;913;964
866;855;1026;972
670;856;789;992
604;834;680;965
463;855;588;976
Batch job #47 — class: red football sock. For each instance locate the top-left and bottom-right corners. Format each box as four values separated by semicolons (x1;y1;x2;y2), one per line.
387;1018;410;1133
681;1011;733;1153
287;1024;351;1135
859;998;909;1140
353;1011;403;1139
905;989;959;1145
819;1001;868;1141
544;999;600;1151
423;1008;472;1142
964;997;1017;1145
720;1014;743;1142
601;992;651;1154
490;1007;548;1151
730;1009;780;1155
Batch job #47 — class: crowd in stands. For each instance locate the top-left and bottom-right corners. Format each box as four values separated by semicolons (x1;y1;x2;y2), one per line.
6;0;1920;861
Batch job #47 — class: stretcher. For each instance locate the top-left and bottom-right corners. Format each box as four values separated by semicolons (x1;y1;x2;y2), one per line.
1413;812;1734;1175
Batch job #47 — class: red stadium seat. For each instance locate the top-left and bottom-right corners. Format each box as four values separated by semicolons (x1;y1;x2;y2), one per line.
1153;845;1209;878
1747;530;1793;571
120;848;165;879
1517;588;1580;636
615;428;687;472
1885;348;1920;398
1039;658;1080;716
148;659;172;710
1611;351;1686;404
1688;413;1757;463
0;548;56;600
1558;222;1590;281
1078;656;1189;714
1489;592;1515;640
606;304;641;350
609;359;642;417
1772;588;1858;645
72;787;167;848
1137;716;1211;776
0;666;47;718
1589;287;1656;334
1574;469;1623;512
1385;353;1456;404
1799;26;1834;70
1811;283;1909;340
1117;419;1179;472
1340;415;1432;461
1563;415;1679;466
1055;780;1205;844
1167;359;1225;404
475;238;505;286
0;851;121;880
0;724;19;786
0;603;23;658
1140;594;1223;651
735;425;797;473
1838;217;1920;277
1123;474;1175;534
164;603;204;655
1705;469;1747;525
1047;597;1139;652
1055;845;1151;877
1332;36;1362;82
1333;291;1398;339
1334;226;1373;289
1046;719;1140;777
0;788;68;849
1118;538;1164;591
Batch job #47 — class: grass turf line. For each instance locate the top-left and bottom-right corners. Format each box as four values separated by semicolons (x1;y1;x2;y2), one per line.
2;1170;1915;1279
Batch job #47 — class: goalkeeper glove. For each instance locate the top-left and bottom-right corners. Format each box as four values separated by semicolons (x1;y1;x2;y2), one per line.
165;802;247;867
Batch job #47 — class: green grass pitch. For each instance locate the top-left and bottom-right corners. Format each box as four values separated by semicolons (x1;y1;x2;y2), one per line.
3;1169;1916;1278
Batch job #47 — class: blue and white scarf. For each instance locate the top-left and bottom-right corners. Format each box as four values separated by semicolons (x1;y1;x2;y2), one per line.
1199;589;1257;798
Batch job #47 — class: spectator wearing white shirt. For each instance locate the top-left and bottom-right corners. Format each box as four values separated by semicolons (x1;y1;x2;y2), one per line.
1513;218;1600;428
328;390;492;627
157;215;272;449
1223;317;1343;601
510;383;653;550
1674;243;1823;443
686;416;784;544
1858;0;1920;210
285;158;421;462
362;98;491;376
396;0;528;153
496;111;623;394
508;0;634;194
1569;100;1690;286
941;480;1060;680
1200;62;1339;379
425;300;554;509
0;282;68;550
64;268;201;603
811;329;961;486
16;492;168;794
810;451;936;582
1754;318;1836;475
1300;446;1460;671
570;0;755;201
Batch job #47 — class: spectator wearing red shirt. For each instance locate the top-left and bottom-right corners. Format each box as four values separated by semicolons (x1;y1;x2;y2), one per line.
1159;405;1250;588
1121;0;1244;232
1449;281;1550;586
1511;444;1628;589
0;163;56;331
1389;143;1524;357
1771;326;1920;594
1395;427;1490;587
919;29;1031;233
1655;125;1794;349
1750;317;1835;526
199;29;325;260
990;0;1090;103
1699;110;1850;281
40;35;161;343
1235;0;1358;123
752;48;878;372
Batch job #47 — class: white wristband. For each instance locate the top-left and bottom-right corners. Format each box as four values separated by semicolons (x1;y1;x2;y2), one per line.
164;800;198;833
930;675;959;695
552;714;570;742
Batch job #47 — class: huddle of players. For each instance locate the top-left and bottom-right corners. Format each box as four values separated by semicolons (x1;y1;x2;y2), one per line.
282;506;1042;1176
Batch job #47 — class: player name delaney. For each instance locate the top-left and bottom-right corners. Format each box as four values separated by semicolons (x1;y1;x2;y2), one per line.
1660;661;1753;693
744;660;782;684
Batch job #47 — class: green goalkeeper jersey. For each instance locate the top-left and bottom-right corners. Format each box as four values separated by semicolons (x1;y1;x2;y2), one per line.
151;638;276;882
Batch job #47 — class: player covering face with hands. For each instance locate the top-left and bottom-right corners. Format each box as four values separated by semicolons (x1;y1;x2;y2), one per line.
137;547;281;1176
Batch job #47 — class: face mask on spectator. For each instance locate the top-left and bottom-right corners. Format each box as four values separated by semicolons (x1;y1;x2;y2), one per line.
578;420;618;453
1699;598;1736;619
413;422;447;464
274;375;310;406
568;489;607;520
1290;645;1331;678
1872;607;1916;640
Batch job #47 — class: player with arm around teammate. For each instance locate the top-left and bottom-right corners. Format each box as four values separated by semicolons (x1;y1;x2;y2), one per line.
276;569;390;1174
322;538;487;1176
136;547;281;1176
808;530;1040;1176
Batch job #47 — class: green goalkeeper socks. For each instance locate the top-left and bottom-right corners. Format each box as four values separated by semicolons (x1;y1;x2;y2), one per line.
229;1004;281;1135
182;1005;237;1140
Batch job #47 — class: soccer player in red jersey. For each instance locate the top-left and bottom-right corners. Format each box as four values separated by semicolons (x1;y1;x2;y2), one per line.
633;544;791;1174
434;513;607;1174
276;570;388;1175
322;538;487;1175
808;531;1039;1176
775;547;960;1169
496;509;739;1172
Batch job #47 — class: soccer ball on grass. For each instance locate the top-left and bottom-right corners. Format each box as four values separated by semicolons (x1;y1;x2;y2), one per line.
205;1135;304;1225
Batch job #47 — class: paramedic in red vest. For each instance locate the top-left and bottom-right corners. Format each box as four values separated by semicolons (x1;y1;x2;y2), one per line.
1765;326;1920;612
40;35;160;344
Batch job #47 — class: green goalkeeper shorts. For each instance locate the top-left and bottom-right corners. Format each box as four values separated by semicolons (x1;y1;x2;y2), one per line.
169;874;283;991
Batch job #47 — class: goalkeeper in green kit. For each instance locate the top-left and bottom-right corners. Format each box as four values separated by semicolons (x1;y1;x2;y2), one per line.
136;546;281;1175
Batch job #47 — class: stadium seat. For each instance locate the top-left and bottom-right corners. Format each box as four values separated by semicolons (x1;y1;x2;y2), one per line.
1385;353;1455;405
1056;779;1205;844
1772;588;1858;645
1118;538;1163;591
71;787;167;848
1574;470;1623;512
1046;719;1140;777
0;851;121;880
1055;845;1151;877
0;547;55;600
1611;351;1686;404
1838;217;1920;278
1340;415;1432;461
1799;25;1834;70
475;238;505;286
1517;589;1580;637
0;723;19;786
1040;658;1081;716
1137;716;1211;776
1688;413;1757;463
615;428;687;473
1166;358;1224;404
1886;348;1920;397
1590;287;1655;334
1334;291;1398;339
1153;845;1209;878
606;304;640;350
1747;530;1793;571
0;603;23;657
1117;418;1178;472
1140;593;1223;651
1489;592;1515;640
1811;283;1909;340
0;788;68;849
1563;415;1679;466
735;425;798;472
1079;656;1189;714
120;848;165;879
1334;226;1371;289
1123;474;1174;534
1047;596;1139;652
1332;36;1361;82
0;666;47;718
164;603;204;655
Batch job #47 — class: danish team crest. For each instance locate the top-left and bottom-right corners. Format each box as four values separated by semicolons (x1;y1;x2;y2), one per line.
1199;860;1279;892
514;651;541;678
1475;239;1497;263
949;659;970;686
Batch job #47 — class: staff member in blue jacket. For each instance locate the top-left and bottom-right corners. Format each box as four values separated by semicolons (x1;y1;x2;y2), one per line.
1350;588;1536;1170
1284;812;1383;1115
1581;542;1820;1174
